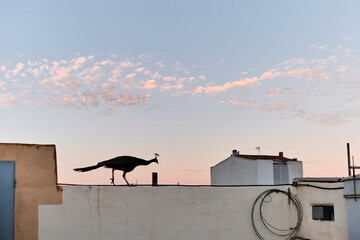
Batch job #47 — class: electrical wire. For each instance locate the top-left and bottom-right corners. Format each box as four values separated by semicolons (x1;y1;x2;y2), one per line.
294;183;344;190
251;189;303;240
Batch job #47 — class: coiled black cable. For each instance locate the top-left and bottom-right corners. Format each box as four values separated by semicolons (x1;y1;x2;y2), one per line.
251;189;303;240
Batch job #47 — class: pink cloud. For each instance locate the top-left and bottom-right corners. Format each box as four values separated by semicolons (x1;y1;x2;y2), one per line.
135;67;145;72
161;83;183;91
12;63;25;76
151;72;162;79
99;59;113;66
267;88;281;97
138;80;157;89
163;76;176;82
0;93;17;107
197;77;259;93
126;73;136;79
336;66;348;72
70;57;87;70
118;61;135;68
259;70;282;80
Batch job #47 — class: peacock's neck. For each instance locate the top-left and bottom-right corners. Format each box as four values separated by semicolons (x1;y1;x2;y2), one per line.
139;159;155;166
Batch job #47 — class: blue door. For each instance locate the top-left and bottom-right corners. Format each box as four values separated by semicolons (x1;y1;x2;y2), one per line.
0;161;15;240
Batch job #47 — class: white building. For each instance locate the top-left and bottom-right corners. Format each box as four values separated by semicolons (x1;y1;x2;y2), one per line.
211;150;303;185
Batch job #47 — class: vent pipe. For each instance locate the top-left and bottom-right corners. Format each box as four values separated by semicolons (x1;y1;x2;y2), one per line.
279;152;284;157
152;172;158;186
232;149;239;156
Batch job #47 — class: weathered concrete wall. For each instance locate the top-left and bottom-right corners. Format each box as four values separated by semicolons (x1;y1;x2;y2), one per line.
296;182;348;240
39;184;348;240
0;143;62;240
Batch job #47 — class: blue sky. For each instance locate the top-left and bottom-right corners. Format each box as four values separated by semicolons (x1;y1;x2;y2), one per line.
1;1;360;184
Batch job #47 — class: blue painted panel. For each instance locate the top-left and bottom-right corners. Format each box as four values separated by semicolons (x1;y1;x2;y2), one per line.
0;161;15;240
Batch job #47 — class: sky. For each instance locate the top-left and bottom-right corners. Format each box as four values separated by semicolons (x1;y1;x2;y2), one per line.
1;1;360;185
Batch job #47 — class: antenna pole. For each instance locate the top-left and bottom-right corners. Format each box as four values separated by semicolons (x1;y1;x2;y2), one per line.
348;143;351;176
256;146;260;155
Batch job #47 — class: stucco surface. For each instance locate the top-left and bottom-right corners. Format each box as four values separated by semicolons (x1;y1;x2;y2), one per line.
39;184;348;240
296;182;348;240
0;143;62;240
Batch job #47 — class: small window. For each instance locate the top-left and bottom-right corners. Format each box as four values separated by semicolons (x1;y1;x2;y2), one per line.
312;205;334;221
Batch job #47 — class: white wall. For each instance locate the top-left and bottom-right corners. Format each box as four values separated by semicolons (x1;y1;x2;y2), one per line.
257;160;274;185
288;161;303;184
211;156;303;186
211;156;258;185
39;184;348;240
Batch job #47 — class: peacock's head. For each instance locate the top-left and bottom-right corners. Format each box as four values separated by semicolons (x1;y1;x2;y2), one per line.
153;153;159;164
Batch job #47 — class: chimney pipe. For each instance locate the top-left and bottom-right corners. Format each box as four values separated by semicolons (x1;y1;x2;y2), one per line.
232;149;239;156
152;172;158;186
279;152;284;157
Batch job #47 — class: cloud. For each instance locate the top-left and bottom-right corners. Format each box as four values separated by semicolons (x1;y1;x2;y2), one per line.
0;93;17;107
319;45;327;50
220;98;242;105
156;61;165;69
267;88;281;97
102;92;150;106
12;63;25;76
27;63;49;78
138;80;157;89
119;61;136;68
198;75;206;80
70;57;87;70
309;44;327;51
99;59;113;66
174;61;189;73
135;67;145;72
161;83;183;91
151;72;162;79
336;66;348;72
126;73;136;79
259;69;282;80
1;49;358;126
163;76;176;82
111;68;122;78
195;77;259;94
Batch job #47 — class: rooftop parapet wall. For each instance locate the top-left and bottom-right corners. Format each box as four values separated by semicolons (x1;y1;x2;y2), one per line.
39;184;347;240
